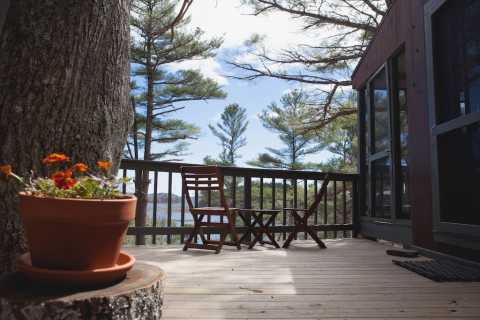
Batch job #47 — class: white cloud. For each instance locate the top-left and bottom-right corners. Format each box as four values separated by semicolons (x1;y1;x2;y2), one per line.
166;57;228;85
187;0;310;51
164;1;342;89
209;111;223;122
165;1;349;93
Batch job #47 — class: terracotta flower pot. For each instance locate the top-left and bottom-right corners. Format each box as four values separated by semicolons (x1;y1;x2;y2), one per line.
18;192;136;270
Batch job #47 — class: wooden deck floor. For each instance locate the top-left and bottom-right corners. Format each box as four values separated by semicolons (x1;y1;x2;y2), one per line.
127;239;480;319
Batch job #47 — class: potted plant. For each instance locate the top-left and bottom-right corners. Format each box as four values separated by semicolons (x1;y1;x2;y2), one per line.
0;154;136;271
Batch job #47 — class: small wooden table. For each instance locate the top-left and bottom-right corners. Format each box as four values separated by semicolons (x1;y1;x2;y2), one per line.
239;209;280;249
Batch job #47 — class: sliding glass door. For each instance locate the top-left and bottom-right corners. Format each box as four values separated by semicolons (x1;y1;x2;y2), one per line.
364;49;410;226
426;0;480;239
369;67;392;219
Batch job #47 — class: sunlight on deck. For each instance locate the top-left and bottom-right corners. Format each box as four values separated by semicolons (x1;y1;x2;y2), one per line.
126;239;480;319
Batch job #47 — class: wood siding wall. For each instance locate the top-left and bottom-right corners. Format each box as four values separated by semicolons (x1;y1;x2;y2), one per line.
352;0;435;249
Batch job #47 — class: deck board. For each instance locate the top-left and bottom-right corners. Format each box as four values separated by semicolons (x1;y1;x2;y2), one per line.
127;239;480;319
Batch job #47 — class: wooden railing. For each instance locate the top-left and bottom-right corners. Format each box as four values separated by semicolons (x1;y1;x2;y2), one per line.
120;159;359;245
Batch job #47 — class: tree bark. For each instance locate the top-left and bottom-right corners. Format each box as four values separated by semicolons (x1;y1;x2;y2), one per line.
0;0;132;275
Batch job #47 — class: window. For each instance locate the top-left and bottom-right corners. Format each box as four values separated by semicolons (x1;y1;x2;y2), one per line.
371;69;390;153
437;123;480;225
372;158;392;218
392;51;410;219
433;0;480;123
427;0;480;230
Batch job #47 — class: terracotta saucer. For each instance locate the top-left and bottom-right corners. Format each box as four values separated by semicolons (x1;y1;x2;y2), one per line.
16;251;135;288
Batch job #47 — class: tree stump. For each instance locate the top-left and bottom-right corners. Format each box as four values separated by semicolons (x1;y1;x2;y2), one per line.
0;263;166;319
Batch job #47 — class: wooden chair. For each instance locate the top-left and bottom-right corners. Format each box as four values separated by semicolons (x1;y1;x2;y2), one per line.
283;175;330;249
181;166;241;254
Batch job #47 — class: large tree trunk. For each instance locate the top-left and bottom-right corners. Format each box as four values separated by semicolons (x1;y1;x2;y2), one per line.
0;0;132;275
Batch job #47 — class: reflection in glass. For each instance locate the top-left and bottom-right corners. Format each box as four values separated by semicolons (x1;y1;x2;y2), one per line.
361;89;369;217
433;0;480;122
371;69;390;153
394;51;410;219
372;158;391;219
438;122;480;225
466;1;480;114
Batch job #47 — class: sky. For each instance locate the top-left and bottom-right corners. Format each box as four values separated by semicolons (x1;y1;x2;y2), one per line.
156;0;334;167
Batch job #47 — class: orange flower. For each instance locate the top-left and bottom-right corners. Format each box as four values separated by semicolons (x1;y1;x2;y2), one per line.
42;153;70;166
0;164;12;177
51;171;65;186
97;161;112;172
61;177;77;189
72;163;88;173
64;168;73;178
51;170;77;189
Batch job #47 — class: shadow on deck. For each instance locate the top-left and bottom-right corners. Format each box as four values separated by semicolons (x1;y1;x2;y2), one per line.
126;239;480;319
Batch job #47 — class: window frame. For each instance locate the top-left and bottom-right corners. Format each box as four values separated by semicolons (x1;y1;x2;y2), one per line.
425;0;480;240
363;46;411;223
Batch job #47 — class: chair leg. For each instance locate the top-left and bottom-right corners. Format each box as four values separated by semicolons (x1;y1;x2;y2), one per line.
307;228;327;249
248;231;262;249
183;223;200;251
216;229;227;254
184;214;201;251
264;230;280;248
198;226;207;244
228;214;242;250
282;229;297;248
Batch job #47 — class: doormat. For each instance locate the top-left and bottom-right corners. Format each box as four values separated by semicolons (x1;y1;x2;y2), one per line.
393;259;480;282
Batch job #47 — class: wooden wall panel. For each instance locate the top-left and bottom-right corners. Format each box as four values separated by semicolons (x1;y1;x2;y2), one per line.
352;0;435;249
406;0;435;249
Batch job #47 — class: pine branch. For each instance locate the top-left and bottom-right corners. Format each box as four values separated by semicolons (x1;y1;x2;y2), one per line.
251;0;377;33
226;60;352;85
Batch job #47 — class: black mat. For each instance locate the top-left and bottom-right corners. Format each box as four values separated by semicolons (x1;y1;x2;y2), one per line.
386;249;419;258
393;259;480;282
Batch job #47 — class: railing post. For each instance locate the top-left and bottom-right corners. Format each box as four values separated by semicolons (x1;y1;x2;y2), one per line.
352;179;360;238
243;176;252;242
243;176;252;209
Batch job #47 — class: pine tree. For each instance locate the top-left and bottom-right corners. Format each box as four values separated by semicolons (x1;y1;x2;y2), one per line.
207;104;249;165
248;90;321;170
129;0;225;162
316;115;358;173
129;0;226;244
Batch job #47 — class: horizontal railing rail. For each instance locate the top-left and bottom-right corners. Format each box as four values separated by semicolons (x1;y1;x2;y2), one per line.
120;159;360;246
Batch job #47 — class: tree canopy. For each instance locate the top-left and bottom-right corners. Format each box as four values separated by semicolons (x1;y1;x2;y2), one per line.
230;0;389;132
248;90;321;170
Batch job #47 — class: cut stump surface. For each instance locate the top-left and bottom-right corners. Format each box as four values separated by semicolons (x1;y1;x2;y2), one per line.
0;263;166;320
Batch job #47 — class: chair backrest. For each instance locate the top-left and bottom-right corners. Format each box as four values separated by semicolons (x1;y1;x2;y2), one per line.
306;174;330;216
180;166;228;211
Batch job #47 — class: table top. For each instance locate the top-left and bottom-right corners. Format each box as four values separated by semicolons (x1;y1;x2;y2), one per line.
239;208;280;214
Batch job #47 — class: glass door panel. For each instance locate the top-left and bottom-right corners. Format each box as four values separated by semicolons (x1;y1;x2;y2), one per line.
372;70;390;153
437;122;480;226
393;51;410;219
431;0;480;228
433;0;480;122
372;158;392;218
368;67;393;219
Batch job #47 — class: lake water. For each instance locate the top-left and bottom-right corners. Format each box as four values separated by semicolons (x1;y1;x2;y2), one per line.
146;202;193;226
